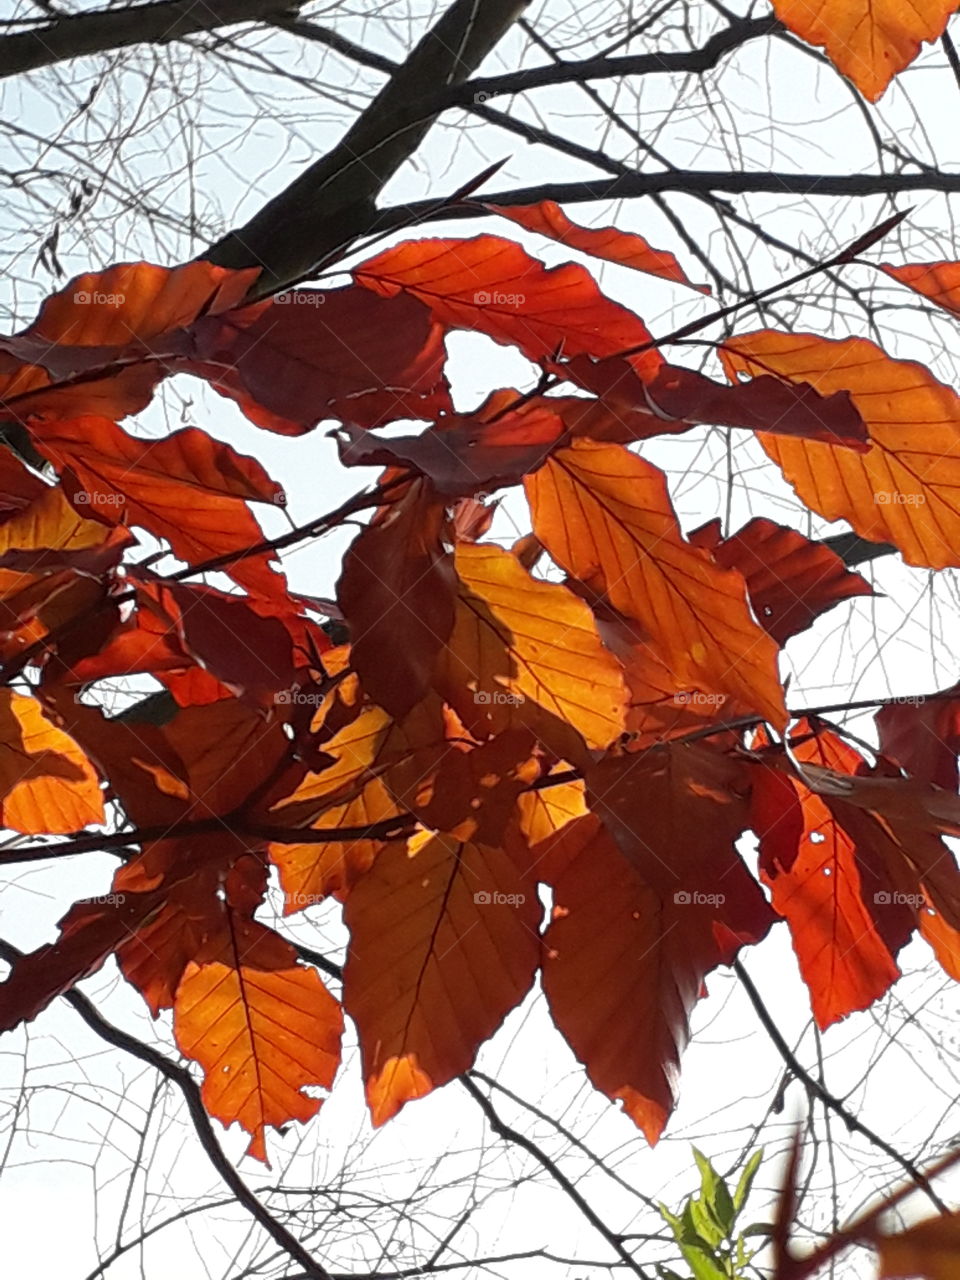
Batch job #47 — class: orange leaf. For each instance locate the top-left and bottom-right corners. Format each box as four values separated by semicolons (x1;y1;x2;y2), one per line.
343;828;540;1125
689;516;873;645
434;541;627;756
721;330;960;568
174;858;342;1162
354;235;662;380
880;1212;960;1280
27;416;285;595
0;260;256;422
749;725;905;1028
880;260;960;319
0;689;103;833
771;0;954;100
525;440;786;727
484;200;709;292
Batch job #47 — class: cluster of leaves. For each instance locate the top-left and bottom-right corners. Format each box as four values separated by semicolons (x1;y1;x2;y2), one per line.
3;197;960;1172
657;1148;767;1280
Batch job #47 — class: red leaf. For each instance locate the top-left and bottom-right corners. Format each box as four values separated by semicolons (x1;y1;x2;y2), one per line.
26;416;285;597
335;394;565;496
876;687;960;790
187;286;451;434
484;200;709;292
689;517;873;645
354;235;663;379
566;358;868;448
749;724;907;1028
338;481;457;718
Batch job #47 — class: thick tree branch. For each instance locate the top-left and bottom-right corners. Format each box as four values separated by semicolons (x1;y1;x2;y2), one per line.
204;0;531;291
0;937;334;1280
0;0;297;80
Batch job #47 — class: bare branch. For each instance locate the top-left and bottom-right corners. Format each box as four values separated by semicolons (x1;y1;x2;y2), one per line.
0;0;297;80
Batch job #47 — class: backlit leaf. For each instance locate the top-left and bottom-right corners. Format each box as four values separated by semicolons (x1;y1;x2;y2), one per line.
526;440;786;726
721;331;960;569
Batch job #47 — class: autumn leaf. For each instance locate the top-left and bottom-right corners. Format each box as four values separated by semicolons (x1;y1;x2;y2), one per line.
721;330;960;569
354;235;663;380
586;747;775;954
880;260;960;319
0;689;103;833
483;200;709;292
343;827;540;1125
338;482;456;718
0;260;256;423
772;0;955;100
268;701;412;908
174;863;343;1162
749;724;906;1028
876;686;960;790
689;516;873;645
187;285;450;434
541;814;734;1143
879;1210;960;1279
565;358;868;448
335;396;565;497
26;415;285;595
525;440;786;727
434;541;628;756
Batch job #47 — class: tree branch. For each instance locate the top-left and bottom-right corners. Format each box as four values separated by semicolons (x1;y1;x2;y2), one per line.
371;170;960;235
204;0;531;291
0;936;334;1280
733;956;948;1212
0;0;297;80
